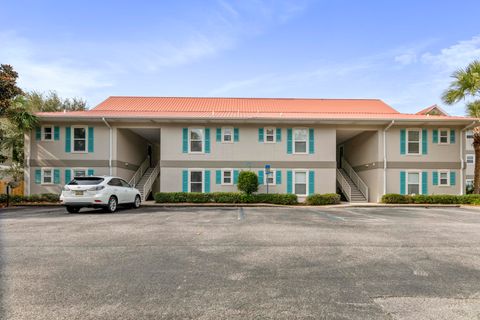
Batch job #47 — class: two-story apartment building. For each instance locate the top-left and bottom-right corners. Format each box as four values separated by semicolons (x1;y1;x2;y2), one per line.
26;97;478;202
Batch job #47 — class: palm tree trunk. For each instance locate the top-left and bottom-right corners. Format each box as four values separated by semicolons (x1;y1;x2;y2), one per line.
473;129;480;194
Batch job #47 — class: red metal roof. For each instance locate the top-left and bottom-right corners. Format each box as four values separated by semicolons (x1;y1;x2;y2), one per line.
35;96;477;122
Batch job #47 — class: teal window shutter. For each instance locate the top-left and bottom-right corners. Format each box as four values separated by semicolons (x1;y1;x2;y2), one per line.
215;170;221;184
234;170;239;184
65;127;71;152
65;169;71;184
432;171;438;185
308;170;315;195
422;129;427;155
54;126;60;141
276;170;282;184
182;170;188;192
87;169;94;176
258;128;264;142
433;129;438;144
234;128;239;142
400;129;406;155
450;129;456;144
450;171;456;186
286;170;293;194
88;127;94;153
35;127;41;140
308;128;314;154
204;170;211;192
276;128;282;142
35;169;41;184
287;128;293;154
54;169;60;184
182;128;188;153
205;128;211;153
216;128;221;142
422;172;428;195
400;171;406;195
258;170;264;185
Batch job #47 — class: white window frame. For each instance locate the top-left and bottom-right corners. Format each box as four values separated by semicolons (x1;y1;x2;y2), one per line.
438;170;450;187
71;125;88;153
72;168;87;178
438;128;449;144
467;130;474;139
221;169;233;185
188;169;204;193
466;154;474;164
41;168;54;185
293;169;308;196
293;128;308;154
222;127;233;143
406;128;421;155
42;125;54;141
466;179;474;188
188;128;205;154
264;127;276;143
264;169;276;185
406;171;421;195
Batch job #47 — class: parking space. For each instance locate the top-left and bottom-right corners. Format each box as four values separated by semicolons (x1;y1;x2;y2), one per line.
0;205;480;319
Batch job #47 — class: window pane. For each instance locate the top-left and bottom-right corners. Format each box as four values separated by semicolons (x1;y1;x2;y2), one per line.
74;128;86;139
266;134;274;142
408;142;419;154
295;141;307;153
408;184;419;194
408;130;419;141
294;129;307;141
295;172;306;183
295;184;306;195
223;171;231;183
74;140;86;151
408;173;419;184
44;127;52;139
191;183;202;193
74;170;86;177
191;141;202;152
190;129;203;140
191;171;202;183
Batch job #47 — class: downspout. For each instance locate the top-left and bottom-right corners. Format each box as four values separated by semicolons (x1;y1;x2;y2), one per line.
383;120;395;196
102;117;113;176
461;121;478;195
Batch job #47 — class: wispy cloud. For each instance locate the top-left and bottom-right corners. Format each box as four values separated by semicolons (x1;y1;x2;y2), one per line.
421;36;480;70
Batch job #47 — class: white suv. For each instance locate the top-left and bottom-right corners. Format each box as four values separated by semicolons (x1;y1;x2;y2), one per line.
60;176;141;213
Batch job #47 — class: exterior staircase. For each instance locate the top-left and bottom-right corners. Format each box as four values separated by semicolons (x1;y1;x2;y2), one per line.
129;158;160;201
336;158;368;203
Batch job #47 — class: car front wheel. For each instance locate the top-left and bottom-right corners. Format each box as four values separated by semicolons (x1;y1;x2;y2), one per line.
105;196;118;213
66;206;80;213
133;195;141;209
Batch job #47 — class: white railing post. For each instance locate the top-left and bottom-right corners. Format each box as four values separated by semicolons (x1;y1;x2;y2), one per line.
341;158;368;201
129;157;150;187
336;169;352;202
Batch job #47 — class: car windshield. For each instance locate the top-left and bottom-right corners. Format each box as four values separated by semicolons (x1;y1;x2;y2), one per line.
68;177;104;185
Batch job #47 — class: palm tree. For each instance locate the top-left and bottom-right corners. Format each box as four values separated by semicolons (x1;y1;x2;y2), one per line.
442;60;480;193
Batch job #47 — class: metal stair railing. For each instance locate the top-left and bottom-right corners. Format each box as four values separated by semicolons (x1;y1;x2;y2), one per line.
341;158;368;201
139;162;160;201
129;157;149;187
336;169;352;202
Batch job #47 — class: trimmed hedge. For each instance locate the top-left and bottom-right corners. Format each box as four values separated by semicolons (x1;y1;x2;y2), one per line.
306;193;341;205
154;192;298;205
381;193;480;205
0;193;60;204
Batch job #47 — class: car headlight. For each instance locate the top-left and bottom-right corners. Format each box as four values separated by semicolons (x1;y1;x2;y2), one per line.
88;185;105;192
62;186;71;191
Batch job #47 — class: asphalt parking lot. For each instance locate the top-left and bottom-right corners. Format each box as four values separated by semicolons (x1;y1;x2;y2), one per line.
0;205;479;320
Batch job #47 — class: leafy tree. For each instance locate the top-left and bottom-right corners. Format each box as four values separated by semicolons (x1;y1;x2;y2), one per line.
25;91;87;112
237;171;259;194
0;64;24;116
442;60;480;193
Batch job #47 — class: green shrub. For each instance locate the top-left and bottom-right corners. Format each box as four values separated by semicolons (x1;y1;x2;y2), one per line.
154;192;298;205
27;194;42;203
0;193;60;204
237;171;258;195
39;193;60;202
381;194;412;204
306;193;341;205
381;193;480;205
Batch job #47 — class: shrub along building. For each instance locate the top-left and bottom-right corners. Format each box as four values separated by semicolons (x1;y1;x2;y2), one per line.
25;97;478;202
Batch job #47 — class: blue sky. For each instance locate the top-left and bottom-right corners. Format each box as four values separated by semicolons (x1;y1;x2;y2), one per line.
1;0;480;115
